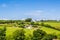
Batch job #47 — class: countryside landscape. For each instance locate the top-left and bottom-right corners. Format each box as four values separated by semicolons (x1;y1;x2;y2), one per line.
0;18;60;40
0;0;60;40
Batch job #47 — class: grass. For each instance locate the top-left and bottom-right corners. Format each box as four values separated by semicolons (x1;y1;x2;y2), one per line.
40;26;60;35
40;26;60;39
6;27;34;40
0;22;60;39
6;27;34;37
44;22;60;29
6;27;21;36
6;26;60;37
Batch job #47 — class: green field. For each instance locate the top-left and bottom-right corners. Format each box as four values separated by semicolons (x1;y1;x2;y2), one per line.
44;22;60;29
5;26;60;39
0;21;60;40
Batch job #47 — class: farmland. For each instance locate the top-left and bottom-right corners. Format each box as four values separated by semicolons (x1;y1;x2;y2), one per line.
0;19;60;40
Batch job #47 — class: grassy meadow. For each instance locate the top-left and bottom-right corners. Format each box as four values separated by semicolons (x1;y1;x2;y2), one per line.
0;19;60;40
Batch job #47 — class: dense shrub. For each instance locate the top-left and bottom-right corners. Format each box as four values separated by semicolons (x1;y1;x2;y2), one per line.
25;18;32;22
31;22;35;25
44;24;51;27
41;34;57;40
32;25;38;28
13;29;25;40
33;29;46;40
18;24;25;28
31;22;39;25
0;27;6;40
40;23;44;26
25;34;32;40
17;22;25;25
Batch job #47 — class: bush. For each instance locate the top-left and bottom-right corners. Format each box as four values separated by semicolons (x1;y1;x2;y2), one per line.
25;34;32;40
17;22;25;25
44;24;51;27
31;22;35;25
33;29;46;40
13;29;25;40
32;25;38;28
40;23;44;26
41;34;57;40
0;27;6;40
25;18;32;22
18;24;25;28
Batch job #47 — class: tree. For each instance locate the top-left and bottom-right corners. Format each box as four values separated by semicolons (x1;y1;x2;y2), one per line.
18;24;25;28
13;29;25;40
31;22;35;25
40;22;44;26
33;29;46;40
25;18;32;22
41;34;57;40
0;27;6;40
25;34;32;40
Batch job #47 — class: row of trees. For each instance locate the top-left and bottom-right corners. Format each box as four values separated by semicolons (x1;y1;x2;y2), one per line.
0;18;32;24
0;18;60;24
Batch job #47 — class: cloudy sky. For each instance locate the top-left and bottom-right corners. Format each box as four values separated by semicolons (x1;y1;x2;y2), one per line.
0;0;60;20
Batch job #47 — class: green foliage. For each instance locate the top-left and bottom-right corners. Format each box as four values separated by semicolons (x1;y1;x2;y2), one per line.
42;24;60;31
18;24;25;28
0;19;60;40
44;24;51;27
31;22;35;25
40;20;59;22
31;22;39;28
40;22;44;26
25;35;32;40
25;18;32;22
17;22;25;25
31;22;39;25
13;29;25;40
33;29;46;40
41;34;57;40
32;25;38;28
0;27;6;40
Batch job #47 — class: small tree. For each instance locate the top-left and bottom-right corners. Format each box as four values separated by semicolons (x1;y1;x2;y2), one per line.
25;34;32;40
40;22;44;26
18;24;25;28
0;27;6;40
41;34;57;40
31;22;35;25
13;29;25;40
33;29;46;40
25;18;32;22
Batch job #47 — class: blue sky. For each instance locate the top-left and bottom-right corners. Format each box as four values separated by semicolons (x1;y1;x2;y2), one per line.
0;0;60;20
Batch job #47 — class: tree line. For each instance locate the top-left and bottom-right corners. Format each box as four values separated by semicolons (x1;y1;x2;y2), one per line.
0;18;60;24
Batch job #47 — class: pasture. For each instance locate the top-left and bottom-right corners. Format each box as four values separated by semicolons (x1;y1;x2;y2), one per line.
0;21;60;40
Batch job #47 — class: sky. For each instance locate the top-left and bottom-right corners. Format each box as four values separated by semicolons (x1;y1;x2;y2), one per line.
0;0;60;20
